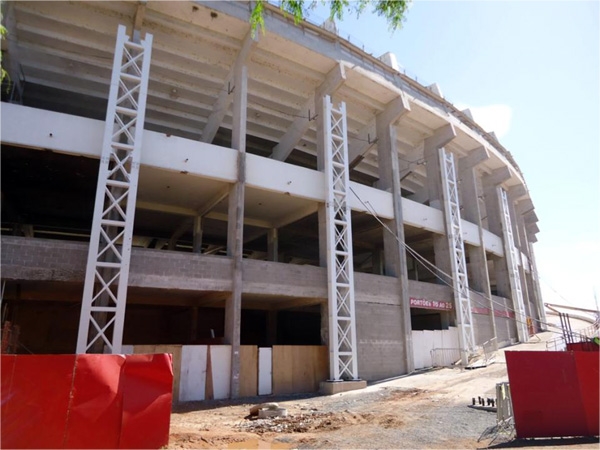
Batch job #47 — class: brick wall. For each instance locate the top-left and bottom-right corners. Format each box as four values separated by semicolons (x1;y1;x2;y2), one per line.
355;302;407;380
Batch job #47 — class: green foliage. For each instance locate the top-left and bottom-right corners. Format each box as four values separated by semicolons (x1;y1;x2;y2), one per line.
250;0;411;37
1;6;7;83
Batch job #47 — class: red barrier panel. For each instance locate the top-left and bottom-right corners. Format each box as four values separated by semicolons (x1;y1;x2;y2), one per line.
574;352;600;437
567;341;599;352
1;354;173;449
506;351;599;438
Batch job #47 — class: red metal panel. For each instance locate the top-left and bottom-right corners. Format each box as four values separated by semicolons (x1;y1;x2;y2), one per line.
1;355;76;449
118;354;173;449
574;352;600;436
64;355;125;449
1;354;17;423
567;342;599;352
506;351;598;438
0;354;173;449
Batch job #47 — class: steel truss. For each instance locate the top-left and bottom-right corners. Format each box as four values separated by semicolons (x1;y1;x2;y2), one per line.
77;25;153;354
324;95;359;381
439;148;475;364
498;188;528;342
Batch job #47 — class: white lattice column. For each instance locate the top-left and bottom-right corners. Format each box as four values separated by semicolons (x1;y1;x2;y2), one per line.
498;188;529;342
439;148;475;364
527;242;547;330
323;95;358;381
77;25;152;354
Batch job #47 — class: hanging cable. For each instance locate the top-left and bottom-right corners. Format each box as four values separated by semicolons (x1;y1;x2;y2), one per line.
348;185;566;336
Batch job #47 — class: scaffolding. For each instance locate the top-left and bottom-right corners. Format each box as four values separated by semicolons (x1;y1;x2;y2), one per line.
498;187;528;343
439;148;475;364
324;95;359;381
77;25;153;354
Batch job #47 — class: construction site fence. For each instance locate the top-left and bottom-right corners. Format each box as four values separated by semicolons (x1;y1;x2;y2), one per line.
430;348;462;367
545;318;600;351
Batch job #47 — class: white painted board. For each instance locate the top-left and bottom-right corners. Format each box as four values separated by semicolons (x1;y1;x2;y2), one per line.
210;345;231;400
258;347;272;395
179;345;208;402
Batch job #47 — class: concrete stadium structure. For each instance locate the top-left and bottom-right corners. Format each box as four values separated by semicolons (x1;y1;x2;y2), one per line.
1;1;546;396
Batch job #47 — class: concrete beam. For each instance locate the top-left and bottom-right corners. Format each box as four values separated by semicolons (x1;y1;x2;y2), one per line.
348;93;410;168
132;1;146;42
458;146;489;173
270;62;346;161
136;201;197;216
424;124;457;153
484;166;512;186
424;123;457;210
524;211;539;225
508;184;528;201
272;204;318;229
168;186;231;245
517;199;534;215
526;222;540;235
201;32;257;143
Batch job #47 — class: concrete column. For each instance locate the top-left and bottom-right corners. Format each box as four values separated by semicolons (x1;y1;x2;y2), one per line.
527;241;547;330
224;64;247;399
376;114;414;373
507;194;532;323
315;93;329;345
516;200;544;330
267;228;278;262
423;124;457;278
193;216;203;254
458;148;497;347
372;249;384;275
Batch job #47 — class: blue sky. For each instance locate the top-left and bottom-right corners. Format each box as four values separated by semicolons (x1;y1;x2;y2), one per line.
308;1;600;311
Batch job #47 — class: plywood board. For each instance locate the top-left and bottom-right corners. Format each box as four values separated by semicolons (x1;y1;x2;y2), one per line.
258;348;272;396
210;345;231;400
272;346;293;395
272;346;328;395
179;346;208;402
239;346;258;398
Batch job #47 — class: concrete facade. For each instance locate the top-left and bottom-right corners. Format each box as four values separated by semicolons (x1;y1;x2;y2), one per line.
1;1;543;390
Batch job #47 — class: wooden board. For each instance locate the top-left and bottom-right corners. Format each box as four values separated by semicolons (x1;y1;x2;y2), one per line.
239;345;258;398
258;348;272;396
210;345;231;400
272;346;328;395
179;346;208;402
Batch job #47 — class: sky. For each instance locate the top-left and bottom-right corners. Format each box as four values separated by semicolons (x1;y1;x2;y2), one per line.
307;1;600;311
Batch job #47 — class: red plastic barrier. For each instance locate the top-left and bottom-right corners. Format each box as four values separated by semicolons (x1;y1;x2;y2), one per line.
1;354;173;449
566;341;599;352
506;350;599;438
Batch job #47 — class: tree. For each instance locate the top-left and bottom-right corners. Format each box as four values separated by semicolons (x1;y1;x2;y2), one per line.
1;14;7;83
250;0;411;36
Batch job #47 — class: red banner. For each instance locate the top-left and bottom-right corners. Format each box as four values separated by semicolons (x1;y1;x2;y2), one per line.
409;297;453;311
1;353;173;449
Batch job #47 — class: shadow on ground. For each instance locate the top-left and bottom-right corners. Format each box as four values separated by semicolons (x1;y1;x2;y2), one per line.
486;436;599;448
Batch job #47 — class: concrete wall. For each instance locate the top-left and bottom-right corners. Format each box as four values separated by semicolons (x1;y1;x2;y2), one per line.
355;301;407;380
354;277;454;380
1;237;326;298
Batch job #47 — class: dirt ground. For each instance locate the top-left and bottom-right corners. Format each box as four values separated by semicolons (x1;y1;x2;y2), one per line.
169;326;599;449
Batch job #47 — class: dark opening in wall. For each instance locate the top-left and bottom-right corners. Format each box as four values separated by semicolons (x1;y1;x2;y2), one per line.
277;310;321;345
410;312;443;331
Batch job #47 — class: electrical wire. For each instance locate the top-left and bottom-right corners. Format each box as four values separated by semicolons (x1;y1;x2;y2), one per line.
348;185;567;336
